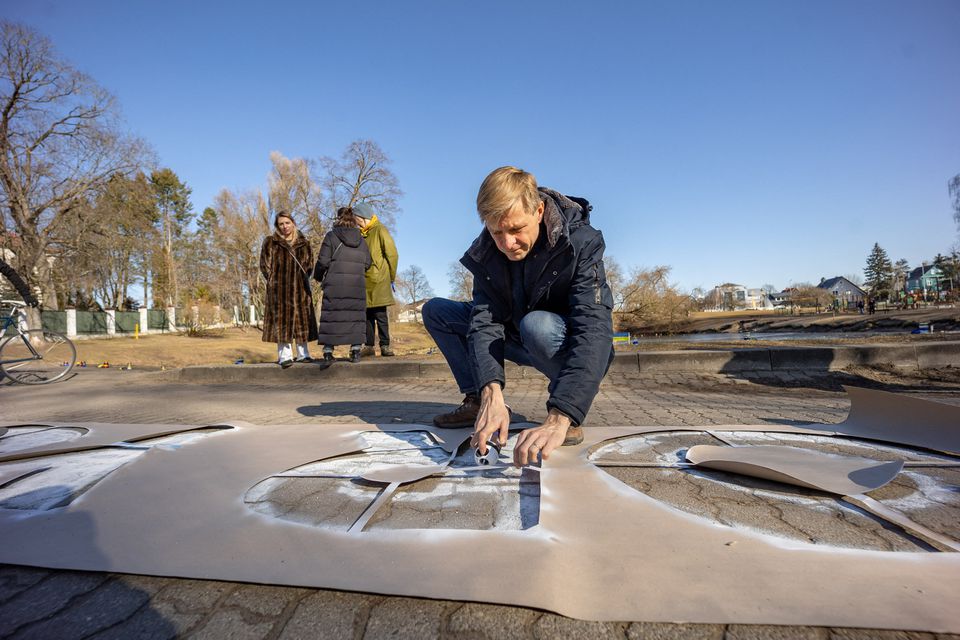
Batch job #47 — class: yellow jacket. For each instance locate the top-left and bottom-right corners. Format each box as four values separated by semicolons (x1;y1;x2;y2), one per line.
360;216;398;307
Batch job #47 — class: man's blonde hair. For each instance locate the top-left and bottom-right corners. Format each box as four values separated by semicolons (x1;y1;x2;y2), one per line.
476;166;540;223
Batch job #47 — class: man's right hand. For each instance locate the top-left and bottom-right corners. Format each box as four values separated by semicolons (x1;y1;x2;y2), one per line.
470;382;510;455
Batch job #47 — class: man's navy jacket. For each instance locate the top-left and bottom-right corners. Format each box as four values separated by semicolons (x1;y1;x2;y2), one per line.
460;187;615;426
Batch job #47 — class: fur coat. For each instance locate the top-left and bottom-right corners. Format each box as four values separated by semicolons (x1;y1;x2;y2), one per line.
259;232;318;344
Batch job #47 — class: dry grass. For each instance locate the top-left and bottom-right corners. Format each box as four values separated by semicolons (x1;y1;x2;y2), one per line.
72;323;439;369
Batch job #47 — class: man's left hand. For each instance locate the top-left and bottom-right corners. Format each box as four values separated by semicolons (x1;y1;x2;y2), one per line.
513;409;573;467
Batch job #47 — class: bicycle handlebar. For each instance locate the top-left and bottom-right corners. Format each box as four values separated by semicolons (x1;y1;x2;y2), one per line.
1;299;27;308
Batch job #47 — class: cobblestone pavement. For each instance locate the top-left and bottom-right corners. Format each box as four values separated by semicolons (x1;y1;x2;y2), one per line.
1;369;959;639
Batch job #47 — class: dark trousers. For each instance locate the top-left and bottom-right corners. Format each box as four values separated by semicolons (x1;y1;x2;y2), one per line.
365;306;390;347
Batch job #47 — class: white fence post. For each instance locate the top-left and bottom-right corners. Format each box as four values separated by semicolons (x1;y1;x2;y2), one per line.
139;308;149;335
166;307;176;332
249;305;257;325
66;309;77;339
105;309;116;336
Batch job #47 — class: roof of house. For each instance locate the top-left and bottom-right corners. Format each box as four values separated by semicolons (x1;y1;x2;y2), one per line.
816;276;865;294
907;265;942;280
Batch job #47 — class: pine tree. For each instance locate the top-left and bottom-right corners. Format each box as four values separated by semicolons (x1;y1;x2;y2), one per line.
150;168;194;307
864;243;893;300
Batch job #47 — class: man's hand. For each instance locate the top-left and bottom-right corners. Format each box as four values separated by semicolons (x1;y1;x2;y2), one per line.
513;410;573;467
470;382;510;455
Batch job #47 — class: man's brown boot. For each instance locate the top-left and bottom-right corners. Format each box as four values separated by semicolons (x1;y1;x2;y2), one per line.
433;394;480;428
562;425;584;446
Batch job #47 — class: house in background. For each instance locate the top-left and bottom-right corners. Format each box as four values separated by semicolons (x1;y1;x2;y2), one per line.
705;283;774;311
817;276;866;309
396;300;428;323
906;265;946;298
769;289;792;308
744;287;774;310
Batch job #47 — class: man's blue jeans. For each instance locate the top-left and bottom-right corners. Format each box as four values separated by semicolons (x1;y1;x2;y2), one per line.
421;298;566;396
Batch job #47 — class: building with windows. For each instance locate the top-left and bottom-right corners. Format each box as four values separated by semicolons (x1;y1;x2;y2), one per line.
817;276;866;309
704;283;774;311
906;265;946;298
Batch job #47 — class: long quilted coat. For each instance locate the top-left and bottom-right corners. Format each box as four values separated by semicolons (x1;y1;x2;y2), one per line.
313;226;371;346
259;232;318;344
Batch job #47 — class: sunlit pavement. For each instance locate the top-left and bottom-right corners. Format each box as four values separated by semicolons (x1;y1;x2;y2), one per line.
1;368;958;639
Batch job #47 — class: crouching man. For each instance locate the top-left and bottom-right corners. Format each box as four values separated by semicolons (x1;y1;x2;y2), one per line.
422;166;614;467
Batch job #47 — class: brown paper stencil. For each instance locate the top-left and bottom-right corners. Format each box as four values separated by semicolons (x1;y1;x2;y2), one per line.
0;389;957;632
685;444;904;495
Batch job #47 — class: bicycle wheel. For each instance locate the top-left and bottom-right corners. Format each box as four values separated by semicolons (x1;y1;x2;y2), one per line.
0;329;77;384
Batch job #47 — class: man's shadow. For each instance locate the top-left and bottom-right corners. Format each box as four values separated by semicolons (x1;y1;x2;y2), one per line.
0;487;176;638
298;401;530;424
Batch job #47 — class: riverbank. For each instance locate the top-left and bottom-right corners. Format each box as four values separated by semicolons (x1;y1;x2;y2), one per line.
642;306;959;336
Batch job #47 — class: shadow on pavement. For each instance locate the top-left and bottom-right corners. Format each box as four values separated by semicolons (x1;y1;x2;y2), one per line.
297;400;530;425
0;488;175;638
717;349;960;393
298;400;456;424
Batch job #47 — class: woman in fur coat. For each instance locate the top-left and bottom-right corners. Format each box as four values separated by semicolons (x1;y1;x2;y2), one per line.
259;212;318;367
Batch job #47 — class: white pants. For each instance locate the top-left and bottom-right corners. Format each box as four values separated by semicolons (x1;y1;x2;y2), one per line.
278;342;310;362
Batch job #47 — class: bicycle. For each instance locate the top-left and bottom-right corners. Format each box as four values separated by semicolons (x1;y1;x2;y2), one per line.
0;300;76;384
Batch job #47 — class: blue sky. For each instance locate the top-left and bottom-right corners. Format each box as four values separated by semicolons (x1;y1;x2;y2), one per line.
4;0;959;296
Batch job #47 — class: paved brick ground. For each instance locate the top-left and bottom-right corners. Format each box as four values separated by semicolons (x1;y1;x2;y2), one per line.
1;368;959;639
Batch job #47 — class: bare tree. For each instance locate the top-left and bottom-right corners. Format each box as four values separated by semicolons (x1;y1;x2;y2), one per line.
62;172;156;309
788;282;834;313
319;139;402;228
615;265;694;333
211;188;270;321
891;259;910;298
603;256;626;311
267;151;324;243
395;264;434;323
446;261;473;301
0;22;151;308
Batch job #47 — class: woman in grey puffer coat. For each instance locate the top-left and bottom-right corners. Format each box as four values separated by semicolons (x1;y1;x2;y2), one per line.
313;207;372;362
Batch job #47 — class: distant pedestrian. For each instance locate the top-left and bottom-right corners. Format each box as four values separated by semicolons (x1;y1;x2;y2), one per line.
353;203;399;357
856;299;864;314
867;297;876;314
314;207;372;363
259;212;318;367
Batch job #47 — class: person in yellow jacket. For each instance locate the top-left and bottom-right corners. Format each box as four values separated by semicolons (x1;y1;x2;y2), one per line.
353;203;399;356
